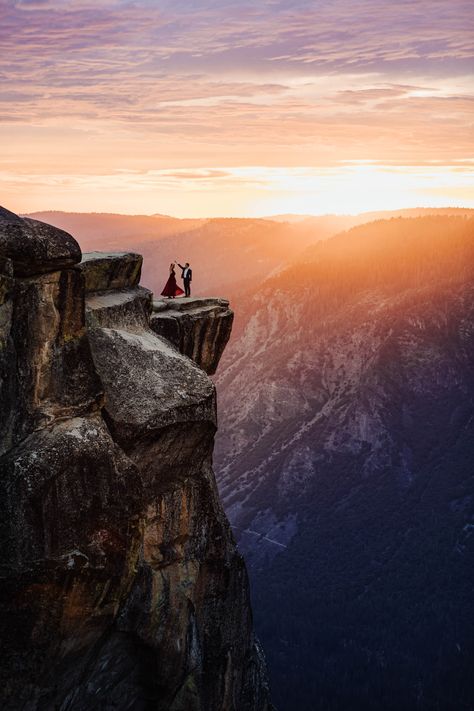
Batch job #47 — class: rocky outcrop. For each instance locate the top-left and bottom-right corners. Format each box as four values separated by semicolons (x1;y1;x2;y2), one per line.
151;298;234;375
0;212;271;710
0;206;81;276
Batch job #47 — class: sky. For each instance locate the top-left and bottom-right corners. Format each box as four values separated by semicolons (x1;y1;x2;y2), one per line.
1;0;473;217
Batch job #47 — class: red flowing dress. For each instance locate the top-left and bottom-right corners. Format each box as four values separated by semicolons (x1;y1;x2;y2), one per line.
161;270;184;297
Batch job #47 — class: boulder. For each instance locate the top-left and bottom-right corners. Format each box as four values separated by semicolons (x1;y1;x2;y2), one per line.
150;297;234;374
0;206;81;276
78;251;142;293
88;327;216;454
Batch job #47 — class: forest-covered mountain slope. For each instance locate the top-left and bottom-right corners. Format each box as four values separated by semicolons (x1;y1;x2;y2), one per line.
27;209;473;300
214;215;474;711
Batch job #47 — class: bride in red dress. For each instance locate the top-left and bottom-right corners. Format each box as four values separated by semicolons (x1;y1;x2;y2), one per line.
161;262;184;298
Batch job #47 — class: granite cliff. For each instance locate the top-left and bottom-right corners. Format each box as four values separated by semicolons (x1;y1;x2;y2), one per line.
0;206;270;711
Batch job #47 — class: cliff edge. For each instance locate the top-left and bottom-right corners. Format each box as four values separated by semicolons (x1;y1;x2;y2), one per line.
0;207;271;711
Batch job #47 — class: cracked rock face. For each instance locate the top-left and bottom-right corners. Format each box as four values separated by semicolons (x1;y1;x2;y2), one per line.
0;218;271;711
0;264;102;455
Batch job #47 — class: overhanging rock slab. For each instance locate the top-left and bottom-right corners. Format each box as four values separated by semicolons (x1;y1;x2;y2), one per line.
150;297;234;375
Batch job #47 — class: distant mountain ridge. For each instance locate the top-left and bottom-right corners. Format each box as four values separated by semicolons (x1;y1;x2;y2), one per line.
265;206;474;226
24;211;342;297
26;208;473;300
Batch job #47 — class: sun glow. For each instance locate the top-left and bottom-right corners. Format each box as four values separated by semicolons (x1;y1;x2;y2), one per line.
3;163;473;218
251;164;474;217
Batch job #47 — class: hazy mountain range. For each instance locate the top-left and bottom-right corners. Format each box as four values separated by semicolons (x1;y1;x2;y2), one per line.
27;210;335;297
27;208;472;300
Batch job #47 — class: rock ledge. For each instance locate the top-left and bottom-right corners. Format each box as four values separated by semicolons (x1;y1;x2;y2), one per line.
151;296;234;374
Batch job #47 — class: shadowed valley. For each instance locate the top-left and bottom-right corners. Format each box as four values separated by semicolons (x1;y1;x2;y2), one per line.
214;214;474;710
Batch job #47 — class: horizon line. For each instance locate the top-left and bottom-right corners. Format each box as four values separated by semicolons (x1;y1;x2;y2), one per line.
20;205;474;222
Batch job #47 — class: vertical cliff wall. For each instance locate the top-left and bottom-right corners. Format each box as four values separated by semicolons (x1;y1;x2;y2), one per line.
0;207;271;711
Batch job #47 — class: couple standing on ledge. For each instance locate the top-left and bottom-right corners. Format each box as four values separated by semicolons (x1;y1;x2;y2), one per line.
161;260;192;298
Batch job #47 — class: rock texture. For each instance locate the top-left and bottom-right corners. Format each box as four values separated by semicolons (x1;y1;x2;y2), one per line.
0;214;271;710
151;298;234;375
0;260;102;455
0;206;81;276
78;251;143;293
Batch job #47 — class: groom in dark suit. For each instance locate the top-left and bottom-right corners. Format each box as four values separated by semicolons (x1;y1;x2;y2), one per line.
177;261;192;297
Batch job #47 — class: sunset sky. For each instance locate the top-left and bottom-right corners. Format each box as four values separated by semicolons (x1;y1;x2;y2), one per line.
2;0;473;217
